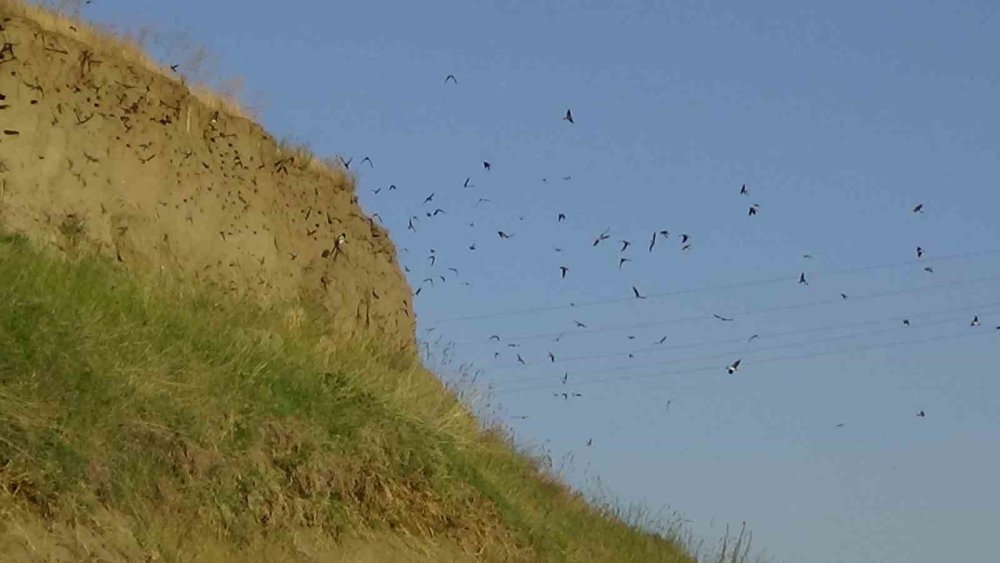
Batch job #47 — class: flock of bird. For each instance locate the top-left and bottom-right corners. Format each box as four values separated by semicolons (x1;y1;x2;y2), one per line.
344;74;996;422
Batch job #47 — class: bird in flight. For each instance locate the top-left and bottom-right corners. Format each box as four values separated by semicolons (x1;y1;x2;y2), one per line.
430;208;446;216
619;257;632;270
648;231;657;252
483;161;492;171
799;272;808;285
916;410;926;417
517;354;526;365
903;319;911;326
835;423;845;428
360;156;373;168
912;203;924;214
574;320;588;328
388;184;397;190
924;267;934;273
840;293;848;300
463;177;474;188
423;192;435;204
593;228;611;247
748;334;759;343
170;64;179;72
476;198;490;206
740;184;749;196
748;204;760;216
562;372;569;384
620;240;631;252
563;109;574;123
489;335;501;341
971;315;981;327
713;314;734;322
727;359;742;375
680;234;690;244
498;231;514;239
632;286;646;299
558;213;567;222
560;266;569;279
656;336;667;345
916;246;924;258
548;351;556;362
444;74;457;84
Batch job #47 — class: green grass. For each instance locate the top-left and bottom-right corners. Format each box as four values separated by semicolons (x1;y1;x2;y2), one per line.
0;234;696;562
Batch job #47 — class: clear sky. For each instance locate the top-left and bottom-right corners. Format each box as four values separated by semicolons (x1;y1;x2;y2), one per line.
78;1;1000;561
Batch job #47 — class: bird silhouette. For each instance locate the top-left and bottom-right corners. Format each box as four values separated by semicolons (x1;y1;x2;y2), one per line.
483;161;492;171
903;319;911;326
680;234;690;244
913;203;924;214
476;198;491;206
656;336;667;344
619;257;632;270
748;334;759;343
574;320;588;328
924;267;934;273
748;204;760;216
916;246;924;258
713;314;734;322
740;184;749;196
444;74;458;84
799;272;808;285
489;335;501;341
593;228;611;247
463;177;474;188
560;266;569;279
971;315;981;327
517;353;526;365
620;240;631;252
727;359;742;374
498;231;514;239
558;213;567;222
360;156;373;168
648;232;657;252
563;109;575;123
841;293;849;300
917;410;926;417
632;286;646;299
423;193;435;204
169;64;179;72
548;351;556;362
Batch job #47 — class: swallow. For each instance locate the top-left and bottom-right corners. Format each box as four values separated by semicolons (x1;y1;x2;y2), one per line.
586;438;593;446
469;243;477;250
619;257;632;270
682;244;692;251
799;272;808;285
490;335;501;341
431;208;446;216
680;234;690;244
517;353;526;365
748;204;760;216
360;157;374;168
448;267;459;275
463;177;473;188
444;74;457;84
971;315;980;327
558;213;566;222
548;351;556;362
170;64;179;72
560;266;569;279
632;286;646;299
483;161;492;171
562;372;569;384
388;184;398;190
841;293;848;300
713;314;734;322
835;423;845;428
912;203;924;214
423;193;435;204
803;254;813;259
924;267;934;273
656;336;667;344
748;334;759;343
593;228;611;247
555;247;563;252
727;359;742;375
498;231;513;239
339;156;353;169
620;240;631;252
428;255;436;266
408;218;416;232
740;184;748;196
903;319;910;326
563;109;574;123
648;231;657;252
422;277;435;287
373;187;383;194
574;320;587;328
916;410;926;417
916;246;924;258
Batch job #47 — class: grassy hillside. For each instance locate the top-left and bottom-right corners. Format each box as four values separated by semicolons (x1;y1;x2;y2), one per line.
0;233;696;562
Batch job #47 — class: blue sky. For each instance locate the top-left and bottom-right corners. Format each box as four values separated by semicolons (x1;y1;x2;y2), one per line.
79;1;1000;561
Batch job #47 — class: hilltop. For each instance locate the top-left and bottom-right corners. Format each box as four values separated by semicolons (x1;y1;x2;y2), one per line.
0;2;698;561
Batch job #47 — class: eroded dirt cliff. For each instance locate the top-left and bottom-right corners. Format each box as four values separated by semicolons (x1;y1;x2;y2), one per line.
0;7;416;353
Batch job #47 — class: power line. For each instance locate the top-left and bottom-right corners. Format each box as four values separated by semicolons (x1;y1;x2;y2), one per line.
425;247;1000;324
447;272;1000;345
494;329;994;395
487;300;1000;369
487;308;997;388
